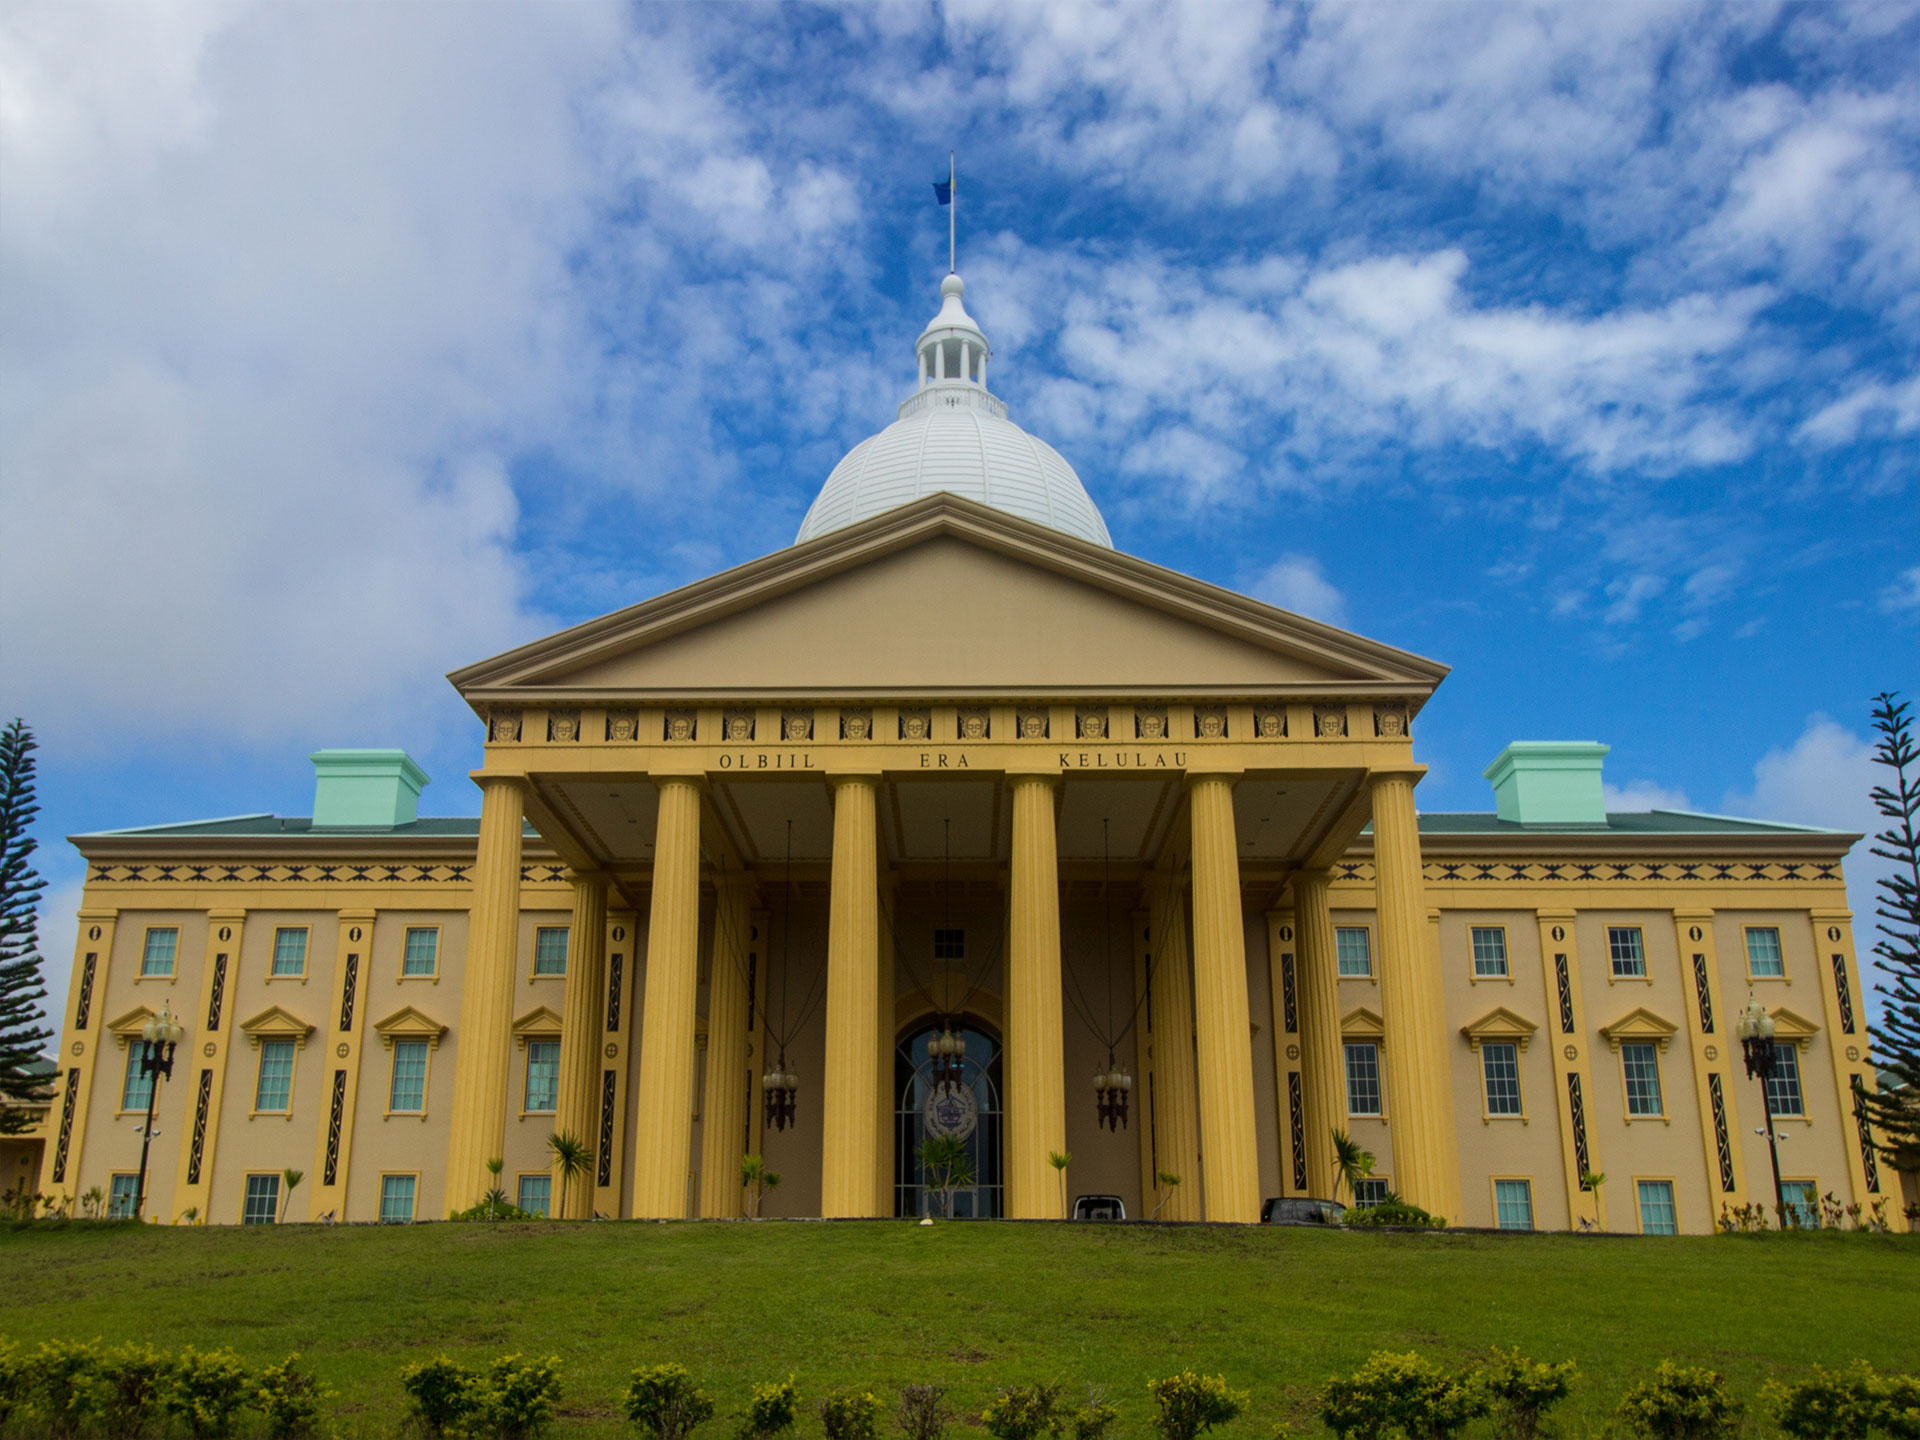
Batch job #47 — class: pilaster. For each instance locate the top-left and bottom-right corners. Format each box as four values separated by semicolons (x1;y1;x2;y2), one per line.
42;909;117;1201
555;871;608;1218
1291;871;1346;1200
633;778;704;1218
168;909;245;1223
594;908;639;1216
1534;910;1603;1230
1187;775;1260;1222
1265;907;1305;1197
1006;774;1066;1219
1809;909;1901;1228
821;776;881;1217
1672;910;1747;1227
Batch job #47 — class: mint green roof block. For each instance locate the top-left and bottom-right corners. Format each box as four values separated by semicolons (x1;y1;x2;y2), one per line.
1483;742;1610;826
309;749;430;828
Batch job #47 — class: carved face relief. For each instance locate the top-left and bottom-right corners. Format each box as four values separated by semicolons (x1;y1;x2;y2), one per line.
725;715;752;742
1257;711;1284;739
1196;710;1226;740
666;713;695;742
843;712;871;741
1376;706;1407;738
1019;713;1046;739
960;712;989;740
901;712;931;741
783;713;811;742
490;713;521;743
1138;711;1167;740
608;714;637;742
1315;708;1345;738
550;714;579;743
1079;712;1107;740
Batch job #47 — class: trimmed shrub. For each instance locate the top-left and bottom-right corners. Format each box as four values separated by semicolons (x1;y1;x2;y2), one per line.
1317;1352;1485;1440
256;1354;330;1440
24;1338;104;1440
162;1346;251;1440
1068;1386;1121;1440
898;1383;955;1440
0;1338;21;1429
1146;1372;1249;1440
401;1356;480;1439
737;1377;800;1440
1615;1362;1741;1440
983;1383;1064;1440
100;1341;175;1439
473;1353;561;1440
1765;1361;1880;1440
626;1364;716;1440
1343;1199;1445;1229
1882;1374;1920;1440
449;1197;538;1223
1482;1347;1577;1440
815;1388;882;1440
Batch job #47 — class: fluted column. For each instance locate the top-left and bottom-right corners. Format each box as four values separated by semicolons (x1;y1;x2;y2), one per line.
1371;771;1455;1217
1291;870;1345;1199
698;873;753;1218
553;870;608;1218
821;776;881;1217
632;778;704;1218
1188;775;1261;1223
446;777;525;1212
875;875;897;1216
1007;774;1067;1219
1145;873;1203;1220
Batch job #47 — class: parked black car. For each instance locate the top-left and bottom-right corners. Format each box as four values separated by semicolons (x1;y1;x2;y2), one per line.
1073;1193;1126;1220
1260;1196;1345;1225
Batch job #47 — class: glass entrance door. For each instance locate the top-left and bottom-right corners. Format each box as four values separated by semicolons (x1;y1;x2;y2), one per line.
894;1019;1003;1217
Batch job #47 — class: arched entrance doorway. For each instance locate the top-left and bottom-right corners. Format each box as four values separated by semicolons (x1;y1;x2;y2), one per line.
893;1017;1003;1217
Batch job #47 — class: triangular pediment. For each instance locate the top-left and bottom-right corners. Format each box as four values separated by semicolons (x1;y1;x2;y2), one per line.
107;1006;157;1048
451;495;1446;704
1461;1006;1539;1051
1341;1006;1386;1041
374;1006;448;1049
1769;1007;1820;1050
239;1006;316;1048
1600;1007;1680;1052
512;1006;564;1046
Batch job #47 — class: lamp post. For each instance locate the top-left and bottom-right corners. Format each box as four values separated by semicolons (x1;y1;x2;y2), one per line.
132;1000;185;1222
1734;997;1788;1225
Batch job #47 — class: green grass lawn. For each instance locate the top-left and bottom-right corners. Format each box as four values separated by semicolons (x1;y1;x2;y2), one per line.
2;1220;1915;1437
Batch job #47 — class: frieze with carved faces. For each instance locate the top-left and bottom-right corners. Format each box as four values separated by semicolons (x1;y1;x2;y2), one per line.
841;709;872;741
1255;708;1286;739
781;710;814;742
1136;706;1169;740
606;710;639;743
1077;707;1109;740
723;711;756;743
957;708;990;740
547;710;581;743
1314;706;1347;739
899;708;932;741
664;710;697;742
1194;706;1228;740
1374;704;1409;739
489;710;522;744
1016;708;1049;740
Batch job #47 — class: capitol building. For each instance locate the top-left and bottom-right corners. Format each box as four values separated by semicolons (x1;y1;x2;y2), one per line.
21;270;1899;1234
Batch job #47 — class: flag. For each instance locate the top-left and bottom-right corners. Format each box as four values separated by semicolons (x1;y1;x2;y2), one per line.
933;178;952;205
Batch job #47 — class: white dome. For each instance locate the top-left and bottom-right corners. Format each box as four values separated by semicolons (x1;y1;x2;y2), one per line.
795;273;1113;549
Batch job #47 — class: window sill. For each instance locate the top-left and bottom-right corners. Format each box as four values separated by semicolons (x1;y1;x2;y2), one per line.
136;972;178;984
397;973;440;984
1624;1113;1672;1126
1469;973;1515;985
265;972;307;985
1607;973;1653;985
1481;1114;1529;1125
248;1109;295;1121
384;1111;429;1122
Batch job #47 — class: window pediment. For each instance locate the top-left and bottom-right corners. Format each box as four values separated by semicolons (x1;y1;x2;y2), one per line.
239;1006;316;1049
1461;1006;1538;1052
374;1006;448;1050
1769;1007;1820;1052
1341;1006;1386;1043
1599;1006;1680;1053
106;1007;157;1048
512;1006;564;1049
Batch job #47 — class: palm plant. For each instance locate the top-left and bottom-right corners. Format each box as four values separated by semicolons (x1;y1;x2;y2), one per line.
1330;1129;1374;1204
1150;1170;1181;1219
548;1131;593;1219
918;1135;974;1219
1049;1150;1072;1216
279;1168;303;1223
484;1157;506;1220
741;1154;781;1219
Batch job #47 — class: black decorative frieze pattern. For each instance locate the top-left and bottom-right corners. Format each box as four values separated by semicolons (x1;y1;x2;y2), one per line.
338;954;359;1034
207;953;228;1032
90;860;474;885
1332;858;1843;886
606;953;624;1033
1554;955;1574;1035
1832;954;1856;1033
324;1070;347;1186
1287;1071;1306;1191
597;1070;617;1187
1692;955;1715;1034
1568;1074;1591;1188
74;954;97;1030
1708;1073;1735;1192
186;1069;213;1184
1852;1077;1880;1194
1280;955;1298;1034
51;1068;80;1183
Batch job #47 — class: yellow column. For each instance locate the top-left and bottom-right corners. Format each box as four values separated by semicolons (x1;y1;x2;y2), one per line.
1672;909;1747;1227
1292;870;1346;1199
172;908;246;1223
553;871;608;1218
632;778;704;1219
308;910;374;1220
698;873;752;1218
821;776;881;1217
40;909;118;1202
1187;775;1261;1223
876;875;897;1216
445;777;525;1213
1007;774;1067;1219
1145;874;1203;1220
1370;771;1456;1218
1535;910;1603;1230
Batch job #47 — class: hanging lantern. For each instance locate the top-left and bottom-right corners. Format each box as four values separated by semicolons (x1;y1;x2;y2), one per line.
931;1023;967;1092
763;1059;798;1131
1095;1058;1132;1131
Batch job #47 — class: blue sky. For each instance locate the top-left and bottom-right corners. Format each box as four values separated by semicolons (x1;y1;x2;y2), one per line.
2;1;1917;1018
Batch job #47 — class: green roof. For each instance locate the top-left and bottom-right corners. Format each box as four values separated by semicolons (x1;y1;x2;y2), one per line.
76;814;506;839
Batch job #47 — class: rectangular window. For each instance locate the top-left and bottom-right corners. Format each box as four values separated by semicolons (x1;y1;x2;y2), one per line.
1767;1042;1805;1118
1494;1178;1534;1230
1637;1179;1678;1235
254;1038;295;1112
1780;1179;1818;1228
524;1039;560;1113
243;1173;280;1226
121;1048;154;1112
1344;1041;1382;1117
402;927;439;977
1353;1178;1390;1207
932;927;966;961
389;1040;428;1113
141;928;178;978
533;927;569;976
1471;927;1509;978
270;927;308;977
1335;927;1373;978
1746;927;1785;978
1608;926;1647;978
517;1174;552;1217
380;1174;417;1224
1482;1042;1523;1116
1622;1042;1664;1117
108;1174;139;1219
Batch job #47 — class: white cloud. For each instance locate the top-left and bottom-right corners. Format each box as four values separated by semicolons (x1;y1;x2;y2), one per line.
1603;779;1693;812
1248;554;1347;624
1882;564;1920;614
1800;371;1920;446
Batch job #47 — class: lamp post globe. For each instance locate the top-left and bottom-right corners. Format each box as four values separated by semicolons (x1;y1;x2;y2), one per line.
131;999;186;1222
1734;996;1788;1225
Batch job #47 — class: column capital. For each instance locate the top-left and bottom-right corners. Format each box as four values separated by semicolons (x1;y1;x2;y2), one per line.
468;770;531;792
1366;766;1426;788
829;772;882;790
1184;767;1243;786
1006;771;1059;791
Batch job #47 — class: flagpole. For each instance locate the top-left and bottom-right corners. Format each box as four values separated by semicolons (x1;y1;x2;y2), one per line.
949;150;956;274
